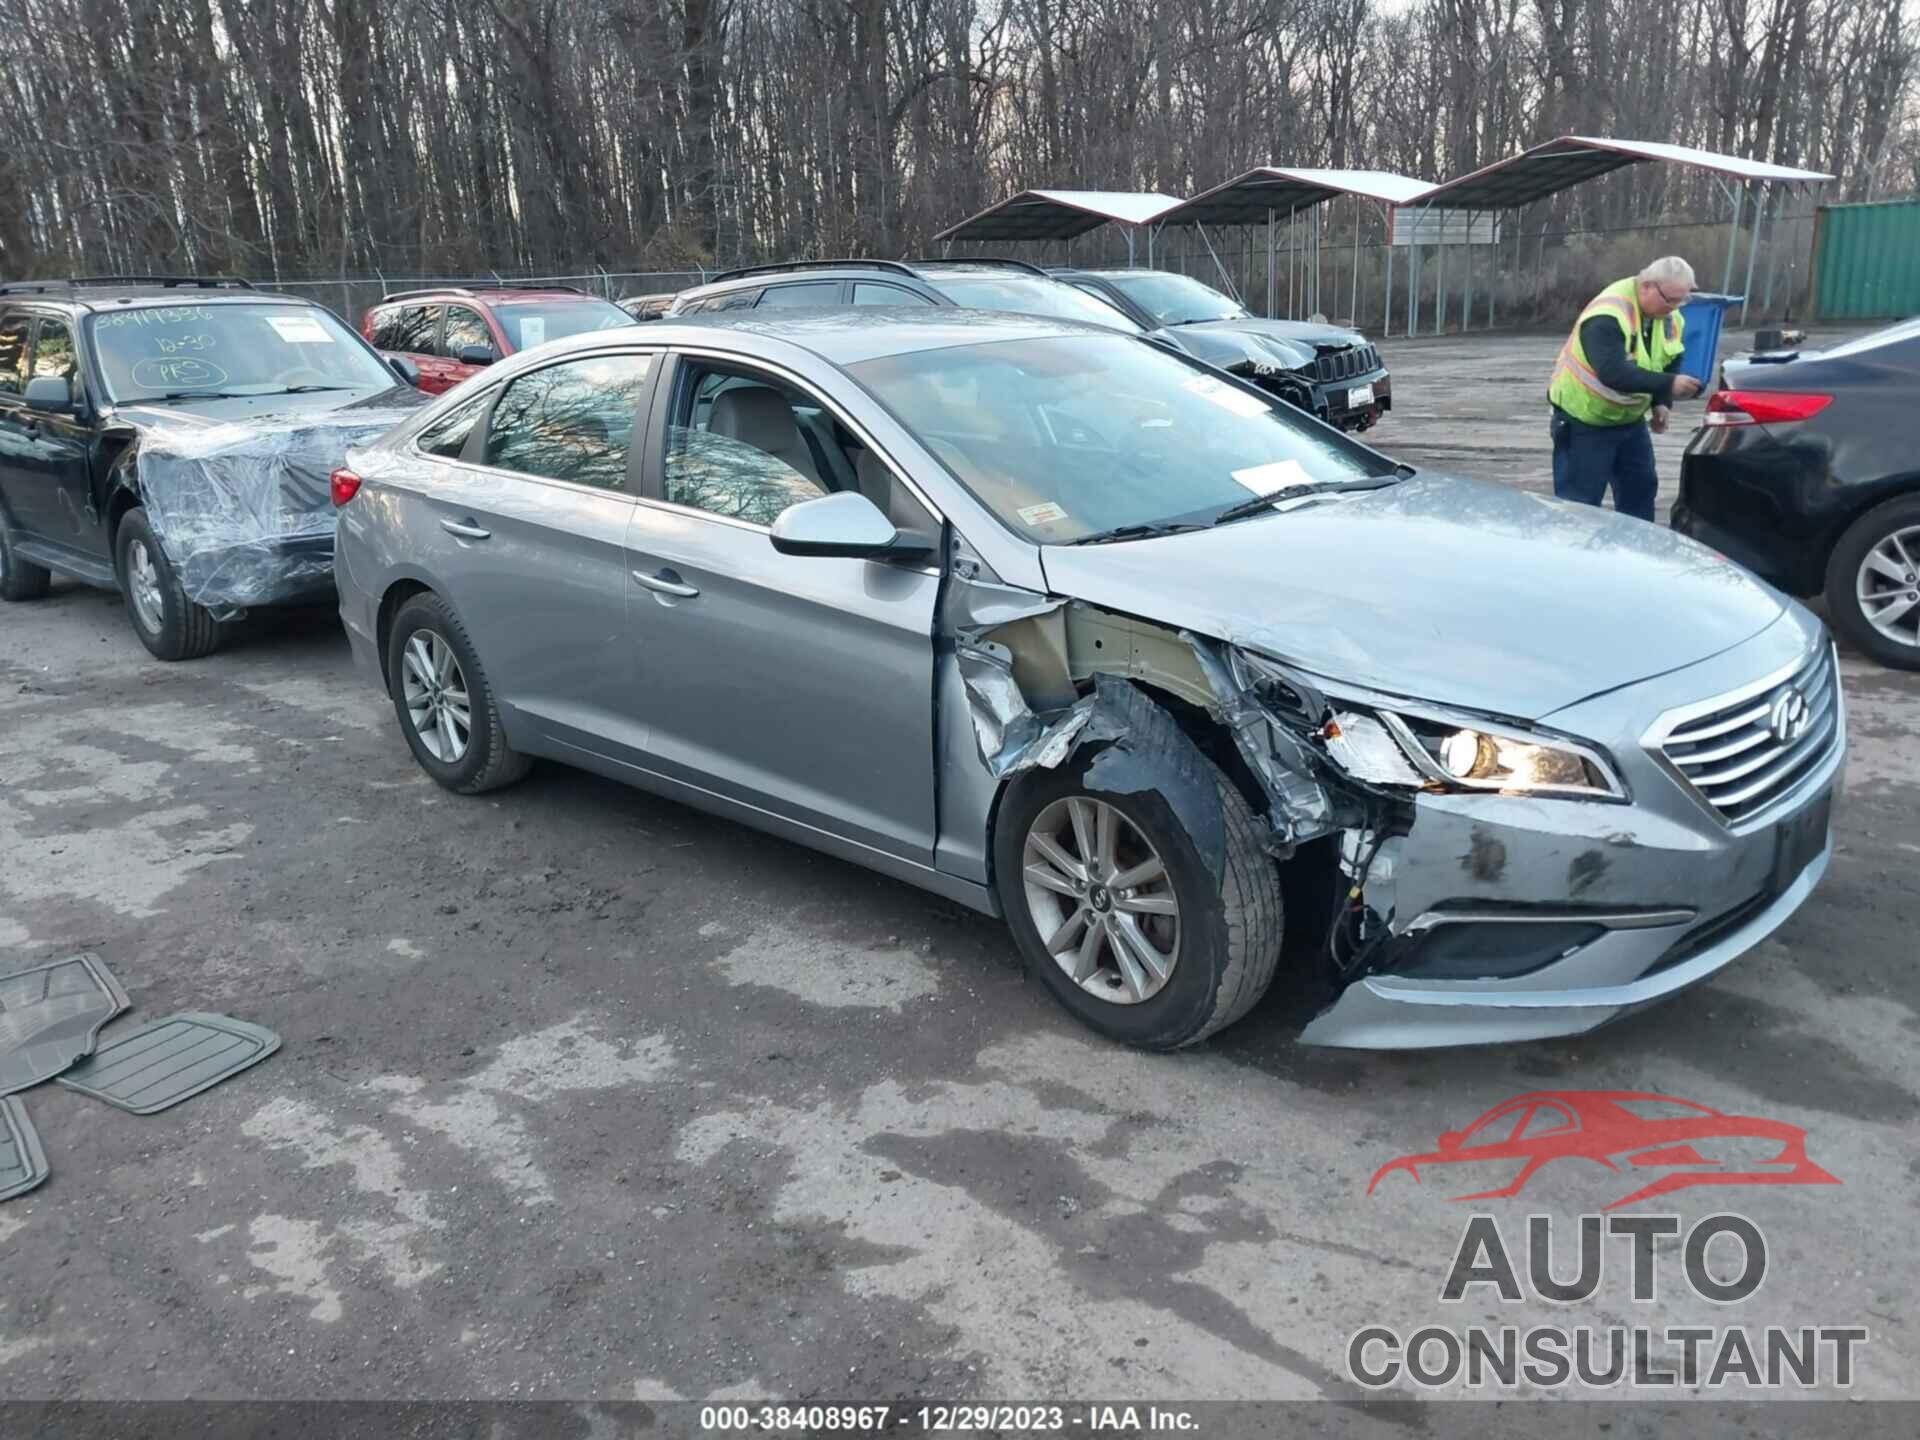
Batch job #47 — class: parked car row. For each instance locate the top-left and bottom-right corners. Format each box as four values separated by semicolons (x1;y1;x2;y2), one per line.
0;272;1877;1057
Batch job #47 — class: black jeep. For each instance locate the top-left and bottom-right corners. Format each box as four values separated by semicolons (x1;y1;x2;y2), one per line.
0;276;422;659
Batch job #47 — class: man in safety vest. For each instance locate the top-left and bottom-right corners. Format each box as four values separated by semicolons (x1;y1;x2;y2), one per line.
1547;256;1705;521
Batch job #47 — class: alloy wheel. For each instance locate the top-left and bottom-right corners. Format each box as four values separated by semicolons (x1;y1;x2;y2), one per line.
401;630;472;762
1021;796;1181;1005
1856;525;1920;650
127;539;165;635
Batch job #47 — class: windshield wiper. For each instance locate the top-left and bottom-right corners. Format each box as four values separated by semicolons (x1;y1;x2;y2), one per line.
1213;476;1404;526
1069;520;1209;546
146;390;253;402
274;384;352;394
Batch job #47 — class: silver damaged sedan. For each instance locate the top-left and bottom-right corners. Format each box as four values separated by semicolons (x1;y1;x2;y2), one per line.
332;311;1844;1050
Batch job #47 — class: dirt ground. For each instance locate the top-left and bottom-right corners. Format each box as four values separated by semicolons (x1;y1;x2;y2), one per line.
1;326;1916;1419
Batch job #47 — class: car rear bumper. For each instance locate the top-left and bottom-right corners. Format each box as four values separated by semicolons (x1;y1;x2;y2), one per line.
1301;613;1844;1048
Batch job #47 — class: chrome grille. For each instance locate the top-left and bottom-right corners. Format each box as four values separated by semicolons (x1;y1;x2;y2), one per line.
1310;344;1380;384
1651;645;1840;825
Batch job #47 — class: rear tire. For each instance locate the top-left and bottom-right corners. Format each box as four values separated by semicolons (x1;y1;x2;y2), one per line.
115;507;221;660
0;519;52;601
386;591;531;795
1825;494;1920;671
993;683;1285;1050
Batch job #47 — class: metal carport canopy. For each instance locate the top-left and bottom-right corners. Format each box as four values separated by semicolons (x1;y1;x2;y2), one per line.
1154;167;1434;225
1413;135;1833;210
933;190;1183;243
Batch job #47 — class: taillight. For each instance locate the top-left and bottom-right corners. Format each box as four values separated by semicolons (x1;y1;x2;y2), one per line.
1703;390;1834;427
330;468;363;507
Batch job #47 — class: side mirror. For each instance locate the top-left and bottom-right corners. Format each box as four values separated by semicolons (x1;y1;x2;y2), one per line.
770;491;932;561
23;375;76;415
457;343;496;367
389;355;422;387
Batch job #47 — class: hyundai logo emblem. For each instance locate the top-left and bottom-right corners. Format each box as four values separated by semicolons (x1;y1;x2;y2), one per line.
1767;687;1811;747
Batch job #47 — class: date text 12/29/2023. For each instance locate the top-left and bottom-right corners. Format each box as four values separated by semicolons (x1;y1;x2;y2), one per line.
698;1405;1201;1433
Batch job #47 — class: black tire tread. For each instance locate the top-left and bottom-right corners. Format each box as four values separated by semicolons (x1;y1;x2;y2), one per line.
1824;492;1920;671
391;593;531;795
0;524;52;601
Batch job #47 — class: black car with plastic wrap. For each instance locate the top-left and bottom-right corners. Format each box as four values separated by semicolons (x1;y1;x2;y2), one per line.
1674;317;1920;670
0;276;424;660
1049;267;1391;432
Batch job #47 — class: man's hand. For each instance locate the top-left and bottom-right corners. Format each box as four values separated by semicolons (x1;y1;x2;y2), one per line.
1671;374;1705;400
1650;405;1671;434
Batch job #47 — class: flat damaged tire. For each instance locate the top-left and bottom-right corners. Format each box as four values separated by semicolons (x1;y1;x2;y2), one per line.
0;519;51;601
115;507;221;660
994;683;1285;1050
386;592;531;795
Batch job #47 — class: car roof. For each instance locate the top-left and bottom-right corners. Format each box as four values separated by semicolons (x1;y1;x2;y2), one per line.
564;308;1121;367
374;287;607;306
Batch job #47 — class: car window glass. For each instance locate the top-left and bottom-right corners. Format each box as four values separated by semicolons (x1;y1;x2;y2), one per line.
1104;272;1249;325
491;299;630;351
1816;318;1920;359
1518;1104;1574;1140
381;305;439;353
442;307;492;358
30;318;77;381
0;314;28;394
88;303;396;401
483;352;652;490
756;283;840;309
700;289;761;313
853;283;935;308
850;334;1385;542
1614;1098;1715;1121
664;365;832;526
415;393;489;459
931;275;1146;332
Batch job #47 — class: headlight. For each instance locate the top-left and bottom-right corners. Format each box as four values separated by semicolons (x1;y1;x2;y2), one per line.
1235;653;1623;800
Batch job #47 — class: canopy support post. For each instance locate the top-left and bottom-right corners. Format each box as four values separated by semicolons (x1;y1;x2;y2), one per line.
1350;195;1360;325
1383;206;1396;336
1462;210;1476;332
1435;220;1448;335
1740;184;1766;325
1266;208;1276;318
1720;178;1744;296
1195;222;1243;305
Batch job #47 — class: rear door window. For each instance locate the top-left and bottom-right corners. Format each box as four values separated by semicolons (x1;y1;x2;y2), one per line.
700;288;761;313
376;305;439;354
756;283;842;309
415;393;490;459
852;283;935;307
0;313;28;394
482;352;654;491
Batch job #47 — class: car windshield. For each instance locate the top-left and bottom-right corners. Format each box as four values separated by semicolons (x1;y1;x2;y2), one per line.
1103;272;1250;326
493;299;632;351
89;303;396;402
930;276;1146;333
850;334;1389;542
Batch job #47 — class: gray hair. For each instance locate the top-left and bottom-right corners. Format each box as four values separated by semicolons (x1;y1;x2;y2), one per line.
1638;256;1696;289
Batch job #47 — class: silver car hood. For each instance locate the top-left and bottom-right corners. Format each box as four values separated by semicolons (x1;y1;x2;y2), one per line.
1038;475;1789;720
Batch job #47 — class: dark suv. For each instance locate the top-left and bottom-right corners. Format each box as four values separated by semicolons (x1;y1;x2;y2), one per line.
1051;269;1390;432
668;258;1148;331
362;285;632;395
0;276;421;659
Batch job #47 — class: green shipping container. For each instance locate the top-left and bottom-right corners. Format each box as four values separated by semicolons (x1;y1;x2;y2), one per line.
1813;198;1920;320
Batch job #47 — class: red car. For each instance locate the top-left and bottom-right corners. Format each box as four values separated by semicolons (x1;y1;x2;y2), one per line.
1368;1090;1839;1210
361;285;632;394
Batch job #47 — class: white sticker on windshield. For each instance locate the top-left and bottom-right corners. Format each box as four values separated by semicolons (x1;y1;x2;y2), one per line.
519;317;547;348
1181;374;1269;419
1018;501;1070;527
1230;459;1314;495
266;315;335;344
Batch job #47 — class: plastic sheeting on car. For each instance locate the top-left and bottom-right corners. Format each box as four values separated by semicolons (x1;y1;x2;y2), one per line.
134;404;422;609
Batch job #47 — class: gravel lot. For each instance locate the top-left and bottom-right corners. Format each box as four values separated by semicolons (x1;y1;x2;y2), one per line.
1;327;1916;1412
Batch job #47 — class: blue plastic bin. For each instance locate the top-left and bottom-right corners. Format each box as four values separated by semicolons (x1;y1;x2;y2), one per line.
1676;293;1743;383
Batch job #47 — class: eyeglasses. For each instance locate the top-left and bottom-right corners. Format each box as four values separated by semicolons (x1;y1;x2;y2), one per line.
1656;285;1692;306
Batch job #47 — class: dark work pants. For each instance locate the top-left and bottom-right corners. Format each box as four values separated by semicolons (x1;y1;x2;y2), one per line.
1550;411;1658;522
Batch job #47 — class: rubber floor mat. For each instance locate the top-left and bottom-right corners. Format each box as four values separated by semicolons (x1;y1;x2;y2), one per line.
0;953;130;1097
0;1096;48;1201
56;1012;280;1114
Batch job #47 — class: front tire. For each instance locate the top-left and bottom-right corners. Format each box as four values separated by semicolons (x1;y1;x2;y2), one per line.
1825;494;1920;671
0;519;52;601
115;507;220;660
385;592;531;794
993;684;1285;1050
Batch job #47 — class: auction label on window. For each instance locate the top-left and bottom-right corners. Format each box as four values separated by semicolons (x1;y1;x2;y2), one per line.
1230;459;1313;495
267;315;336;344
519;317;548;347
1018;501;1070;527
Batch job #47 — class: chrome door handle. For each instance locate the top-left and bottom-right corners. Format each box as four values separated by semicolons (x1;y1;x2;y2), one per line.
631;568;699;598
440;518;491;540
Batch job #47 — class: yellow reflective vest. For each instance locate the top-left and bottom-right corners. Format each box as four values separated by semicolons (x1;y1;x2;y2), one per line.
1548;277;1687;426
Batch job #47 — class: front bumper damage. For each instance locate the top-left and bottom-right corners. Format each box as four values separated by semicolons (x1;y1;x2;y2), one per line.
948;553;1842;1049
